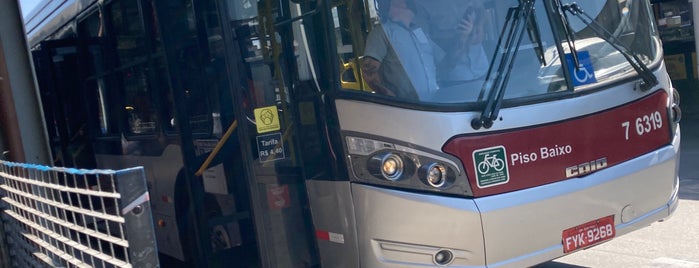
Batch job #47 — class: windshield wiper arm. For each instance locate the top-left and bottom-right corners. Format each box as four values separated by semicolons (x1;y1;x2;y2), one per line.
473;0;537;130
561;3;658;91
526;8;547;66
553;0;580;68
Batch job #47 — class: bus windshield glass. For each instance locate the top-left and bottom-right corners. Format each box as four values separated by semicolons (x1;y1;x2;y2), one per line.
336;0;659;104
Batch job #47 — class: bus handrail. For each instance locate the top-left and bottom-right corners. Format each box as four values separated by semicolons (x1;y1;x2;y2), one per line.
195;120;238;177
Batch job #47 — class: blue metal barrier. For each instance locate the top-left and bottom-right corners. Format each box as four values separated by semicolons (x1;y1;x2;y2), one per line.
0;160;158;268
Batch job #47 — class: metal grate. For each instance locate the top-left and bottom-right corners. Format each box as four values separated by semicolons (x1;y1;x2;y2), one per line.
0;160;158;268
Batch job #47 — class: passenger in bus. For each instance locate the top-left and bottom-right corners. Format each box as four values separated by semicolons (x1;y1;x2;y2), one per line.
417;1;489;83
361;0;488;100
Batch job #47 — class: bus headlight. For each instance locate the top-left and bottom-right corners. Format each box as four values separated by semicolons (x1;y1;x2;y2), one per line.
368;153;404;181
345;135;472;196
422;163;448;188
419;162;455;189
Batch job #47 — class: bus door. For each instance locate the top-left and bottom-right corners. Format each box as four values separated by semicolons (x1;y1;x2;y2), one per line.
213;0;332;266
152;0;328;266
32;39;96;168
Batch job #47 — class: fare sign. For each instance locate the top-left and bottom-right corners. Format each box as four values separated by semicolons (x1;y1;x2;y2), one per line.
562;215;615;253
256;132;285;162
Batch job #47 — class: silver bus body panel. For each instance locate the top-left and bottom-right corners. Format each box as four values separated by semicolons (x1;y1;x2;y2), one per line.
306;180;361;268
482;129;680;267
352;183;485;267
338;131;679;267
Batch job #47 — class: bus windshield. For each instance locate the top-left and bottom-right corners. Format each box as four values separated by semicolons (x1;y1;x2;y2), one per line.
336;0;660;104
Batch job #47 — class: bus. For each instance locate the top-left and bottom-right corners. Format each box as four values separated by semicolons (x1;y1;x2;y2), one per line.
23;0;681;267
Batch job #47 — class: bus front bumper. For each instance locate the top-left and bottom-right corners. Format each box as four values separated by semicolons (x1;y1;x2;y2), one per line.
352;133;680;268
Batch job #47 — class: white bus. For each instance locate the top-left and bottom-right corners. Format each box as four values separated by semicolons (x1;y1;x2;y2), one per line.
25;0;681;266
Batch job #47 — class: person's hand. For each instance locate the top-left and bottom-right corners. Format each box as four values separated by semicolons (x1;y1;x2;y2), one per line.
456;9;484;46
456;15;476;50
361;57;396;97
457;16;475;38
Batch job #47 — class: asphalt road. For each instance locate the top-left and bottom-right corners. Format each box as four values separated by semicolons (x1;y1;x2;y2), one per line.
535;111;699;268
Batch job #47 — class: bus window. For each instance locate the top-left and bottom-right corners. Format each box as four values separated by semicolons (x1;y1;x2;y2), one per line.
78;9;120;137
150;0;213;136
77;9;105;77
561;0;658;87
338;0;567;103
103;0;215;137
33;40;96;168
155;57;179;133
200;1;229;136
224;4;309;168
333;0;373;91
108;0;146;65
122;66;158;134
105;0;160;137
84;78;119;136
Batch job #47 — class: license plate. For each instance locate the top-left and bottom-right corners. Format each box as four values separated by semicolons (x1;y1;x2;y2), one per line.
562;215;615;253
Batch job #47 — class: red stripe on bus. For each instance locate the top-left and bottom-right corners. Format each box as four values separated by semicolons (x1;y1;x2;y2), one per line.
316;230;330;241
443;90;671;197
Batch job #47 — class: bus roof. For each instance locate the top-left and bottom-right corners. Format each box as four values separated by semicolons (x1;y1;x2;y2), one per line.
24;0;97;47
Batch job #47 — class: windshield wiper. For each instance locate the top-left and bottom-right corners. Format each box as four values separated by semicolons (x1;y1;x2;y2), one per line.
553;0;580;68
527;8;547;66
561;3;658;91
472;0;538;130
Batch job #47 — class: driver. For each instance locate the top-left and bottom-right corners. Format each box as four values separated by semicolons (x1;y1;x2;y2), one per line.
361;0;487;100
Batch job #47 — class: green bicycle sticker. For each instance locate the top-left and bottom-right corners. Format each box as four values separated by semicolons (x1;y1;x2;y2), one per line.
473;146;510;188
